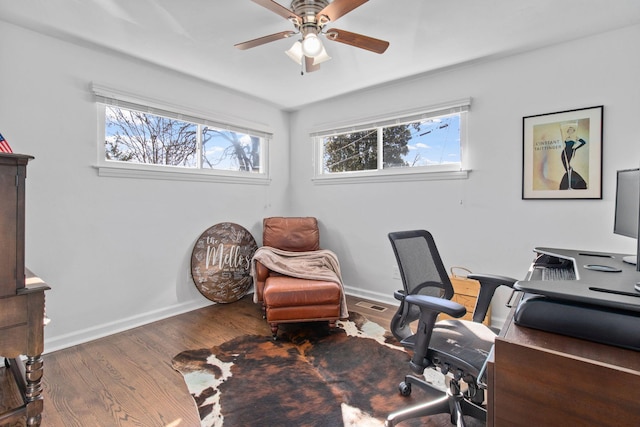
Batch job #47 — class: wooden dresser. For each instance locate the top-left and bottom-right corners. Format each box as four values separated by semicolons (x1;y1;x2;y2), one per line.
0;153;49;427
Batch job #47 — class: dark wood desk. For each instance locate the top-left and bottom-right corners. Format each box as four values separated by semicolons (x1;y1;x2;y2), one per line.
0;270;49;426
487;292;640;426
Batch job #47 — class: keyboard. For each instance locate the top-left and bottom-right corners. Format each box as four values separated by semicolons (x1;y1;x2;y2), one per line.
541;267;576;281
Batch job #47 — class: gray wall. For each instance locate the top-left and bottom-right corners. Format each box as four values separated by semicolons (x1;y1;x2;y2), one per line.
1;19;638;350
0;21;290;351
289;25;640;325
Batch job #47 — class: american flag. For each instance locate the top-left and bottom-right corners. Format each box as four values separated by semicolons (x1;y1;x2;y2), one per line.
0;133;12;153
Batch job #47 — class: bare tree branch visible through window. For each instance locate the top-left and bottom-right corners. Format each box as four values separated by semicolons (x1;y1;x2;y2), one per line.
105;106;262;173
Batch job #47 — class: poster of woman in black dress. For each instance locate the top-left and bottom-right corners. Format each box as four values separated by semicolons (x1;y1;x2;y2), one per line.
529;119;590;192
559;122;587;190
523;105;602;199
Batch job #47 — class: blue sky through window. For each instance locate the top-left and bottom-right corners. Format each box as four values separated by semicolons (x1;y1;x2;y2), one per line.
402;115;460;167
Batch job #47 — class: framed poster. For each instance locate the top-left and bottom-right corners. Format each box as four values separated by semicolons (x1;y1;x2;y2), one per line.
522;106;603;199
191;222;258;303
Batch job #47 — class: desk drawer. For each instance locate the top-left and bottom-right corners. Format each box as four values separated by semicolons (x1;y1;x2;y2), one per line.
0;295;27;329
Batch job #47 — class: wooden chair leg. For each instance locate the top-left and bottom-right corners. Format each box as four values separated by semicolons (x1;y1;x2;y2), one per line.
270;323;279;339
329;320;337;330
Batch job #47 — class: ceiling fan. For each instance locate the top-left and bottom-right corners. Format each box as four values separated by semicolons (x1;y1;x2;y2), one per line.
234;0;390;73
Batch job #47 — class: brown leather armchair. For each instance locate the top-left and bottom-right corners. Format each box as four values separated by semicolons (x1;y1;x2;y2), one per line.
252;217;348;338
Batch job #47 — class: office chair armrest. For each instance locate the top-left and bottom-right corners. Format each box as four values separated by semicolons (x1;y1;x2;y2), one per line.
467;274;517;288
405;294;467;318
393;290;406;301
390;290;413;341
404;294;466;374
467;274;517;323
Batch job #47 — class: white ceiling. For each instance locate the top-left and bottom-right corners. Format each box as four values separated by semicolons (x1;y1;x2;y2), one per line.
1;0;639;110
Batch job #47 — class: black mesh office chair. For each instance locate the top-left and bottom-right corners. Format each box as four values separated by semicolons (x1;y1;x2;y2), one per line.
385;230;516;427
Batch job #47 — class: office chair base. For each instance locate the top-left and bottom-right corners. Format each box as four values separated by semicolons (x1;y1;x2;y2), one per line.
386;393;450;427
385;375;486;427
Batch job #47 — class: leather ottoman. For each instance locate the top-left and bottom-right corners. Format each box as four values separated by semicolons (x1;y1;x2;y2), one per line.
262;275;342;337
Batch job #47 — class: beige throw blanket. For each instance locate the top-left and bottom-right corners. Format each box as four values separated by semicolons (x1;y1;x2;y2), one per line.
251;246;349;319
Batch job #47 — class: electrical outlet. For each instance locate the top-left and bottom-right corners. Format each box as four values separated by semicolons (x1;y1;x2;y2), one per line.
392;265;401;280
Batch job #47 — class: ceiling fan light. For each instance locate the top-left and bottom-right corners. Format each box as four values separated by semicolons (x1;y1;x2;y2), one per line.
301;33;323;57
312;45;331;65
285;41;303;64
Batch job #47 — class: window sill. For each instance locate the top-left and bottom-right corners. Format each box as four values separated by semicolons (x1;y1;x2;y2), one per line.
312;169;470;185
94;163;271;185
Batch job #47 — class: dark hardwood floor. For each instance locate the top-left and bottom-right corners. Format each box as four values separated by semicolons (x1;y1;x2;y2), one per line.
1;294;400;427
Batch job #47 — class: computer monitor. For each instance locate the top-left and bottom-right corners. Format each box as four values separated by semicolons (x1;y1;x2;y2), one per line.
614;168;640;270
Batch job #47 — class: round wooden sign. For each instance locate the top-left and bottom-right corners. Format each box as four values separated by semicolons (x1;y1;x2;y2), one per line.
191;222;258;303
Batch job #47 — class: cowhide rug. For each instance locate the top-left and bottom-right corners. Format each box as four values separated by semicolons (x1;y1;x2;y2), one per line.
172;312;477;427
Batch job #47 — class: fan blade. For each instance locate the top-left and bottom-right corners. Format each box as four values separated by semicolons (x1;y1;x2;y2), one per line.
234;30;297;50
305;56;320;73
251;0;301;24
317;0;368;23
325;28;389;54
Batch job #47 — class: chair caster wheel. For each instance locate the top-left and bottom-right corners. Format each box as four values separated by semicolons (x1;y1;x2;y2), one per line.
399;381;411;396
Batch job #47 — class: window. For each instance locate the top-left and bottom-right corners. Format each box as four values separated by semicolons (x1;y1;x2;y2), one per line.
93;84;271;183
312;99;469;183
105;106;199;168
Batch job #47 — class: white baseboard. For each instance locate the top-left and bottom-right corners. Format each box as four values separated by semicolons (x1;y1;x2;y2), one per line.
45;287;385;353
44;288;507;353
344;285;399;307
44;298;214;354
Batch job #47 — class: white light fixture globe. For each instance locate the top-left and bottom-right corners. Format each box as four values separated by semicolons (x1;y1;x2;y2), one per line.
301;33;323;57
312;45;331;65
285;41;303;64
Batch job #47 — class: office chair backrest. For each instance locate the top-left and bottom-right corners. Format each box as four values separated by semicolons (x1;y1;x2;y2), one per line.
388;230;454;300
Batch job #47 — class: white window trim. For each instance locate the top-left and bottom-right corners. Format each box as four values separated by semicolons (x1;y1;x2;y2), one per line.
311;98;471;184
311;169;469;185
92;83;272;185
